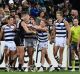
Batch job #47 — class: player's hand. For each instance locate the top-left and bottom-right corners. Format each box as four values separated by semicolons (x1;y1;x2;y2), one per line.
77;46;80;51
66;39;70;47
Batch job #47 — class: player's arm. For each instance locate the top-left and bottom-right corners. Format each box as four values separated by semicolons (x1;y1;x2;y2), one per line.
51;21;56;39
29;25;48;32
37;26;48;32
21;21;35;33
64;20;71;46
0;28;4;40
70;28;73;45
49;28;55;43
12;24;17;31
77;34;80;51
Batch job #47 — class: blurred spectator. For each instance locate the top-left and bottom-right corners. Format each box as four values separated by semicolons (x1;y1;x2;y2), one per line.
4;5;10;15
30;0;44;6
15;14;21;26
30;3;40;18
69;10;79;22
0;7;5;24
70;0;80;11
0;7;9;27
14;0;22;6
71;10;79;19
37;0;44;6
65;9;80;27
17;5;22;16
47;18;53;35
10;10;16;17
9;0;16;11
36;11;45;25
0;0;6;7
22;0;29;13
44;0;54;7
5;0;9;5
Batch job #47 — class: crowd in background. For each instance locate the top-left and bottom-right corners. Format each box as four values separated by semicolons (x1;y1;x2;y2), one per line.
0;0;77;26
0;0;80;26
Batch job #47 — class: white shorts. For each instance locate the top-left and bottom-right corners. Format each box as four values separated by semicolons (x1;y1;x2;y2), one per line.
4;41;16;51
39;42;48;49
54;37;66;47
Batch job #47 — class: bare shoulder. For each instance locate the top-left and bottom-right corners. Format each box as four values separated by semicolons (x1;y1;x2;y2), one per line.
63;19;69;23
63;19;69;26
54;20;57;23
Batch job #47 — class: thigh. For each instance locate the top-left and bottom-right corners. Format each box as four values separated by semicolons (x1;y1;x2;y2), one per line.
53;44;59;54
59;47;64;55
31;39;37;49
4;41;10;54
39;42;48;50
59;37;66;47
17;46;24;55
54;37;59;47
9;41;16;51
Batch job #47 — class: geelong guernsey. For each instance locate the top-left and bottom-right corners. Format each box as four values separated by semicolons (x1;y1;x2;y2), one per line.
55;20;67;37
37;30;48;42
2;25;16;41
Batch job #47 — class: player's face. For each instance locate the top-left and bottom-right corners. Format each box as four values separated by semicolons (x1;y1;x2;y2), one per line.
30;18;35;24
73;19;78;26
8;18;14;25
40;12;45;17
40;20;46;27
48;19;53;25
56;14;62;20
25;15;30;21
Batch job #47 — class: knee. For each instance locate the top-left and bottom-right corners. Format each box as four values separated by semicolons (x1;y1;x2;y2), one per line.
5;50;9;56
41;49;45;55
71;50;74;54
59;56;63;60
27;47;34;56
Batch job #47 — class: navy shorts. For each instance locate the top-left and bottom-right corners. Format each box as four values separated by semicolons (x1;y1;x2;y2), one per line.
70;42;77;50
14;37;24;46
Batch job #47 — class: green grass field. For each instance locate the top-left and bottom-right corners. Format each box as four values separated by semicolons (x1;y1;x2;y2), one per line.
0;72;80;74
0;71;80;74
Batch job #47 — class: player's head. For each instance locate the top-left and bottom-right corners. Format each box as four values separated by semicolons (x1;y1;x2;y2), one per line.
48;18;53;25
73;18;79;26
40;19;46;27
21;12;30;22
30;17;35;25
7;16;15;25
39;11;45;17
56;11;63;20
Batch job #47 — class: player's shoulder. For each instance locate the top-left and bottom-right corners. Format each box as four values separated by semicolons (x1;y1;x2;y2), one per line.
54;20;57;23
2;25;7;29
78;25;80;28
71;26;74;30
77;26;80;30
63;19;68;23
11;25;15;28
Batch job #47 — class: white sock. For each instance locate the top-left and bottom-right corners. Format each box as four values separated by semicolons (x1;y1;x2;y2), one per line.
41;64;44;68
54;56;58;59
49;64;52;67
58;64;62;67
5;63;9;68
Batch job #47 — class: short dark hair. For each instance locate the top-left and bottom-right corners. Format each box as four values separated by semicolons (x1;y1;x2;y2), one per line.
21;11;29;17
73;18;78;21
56;11;63;16
7;16;15;20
